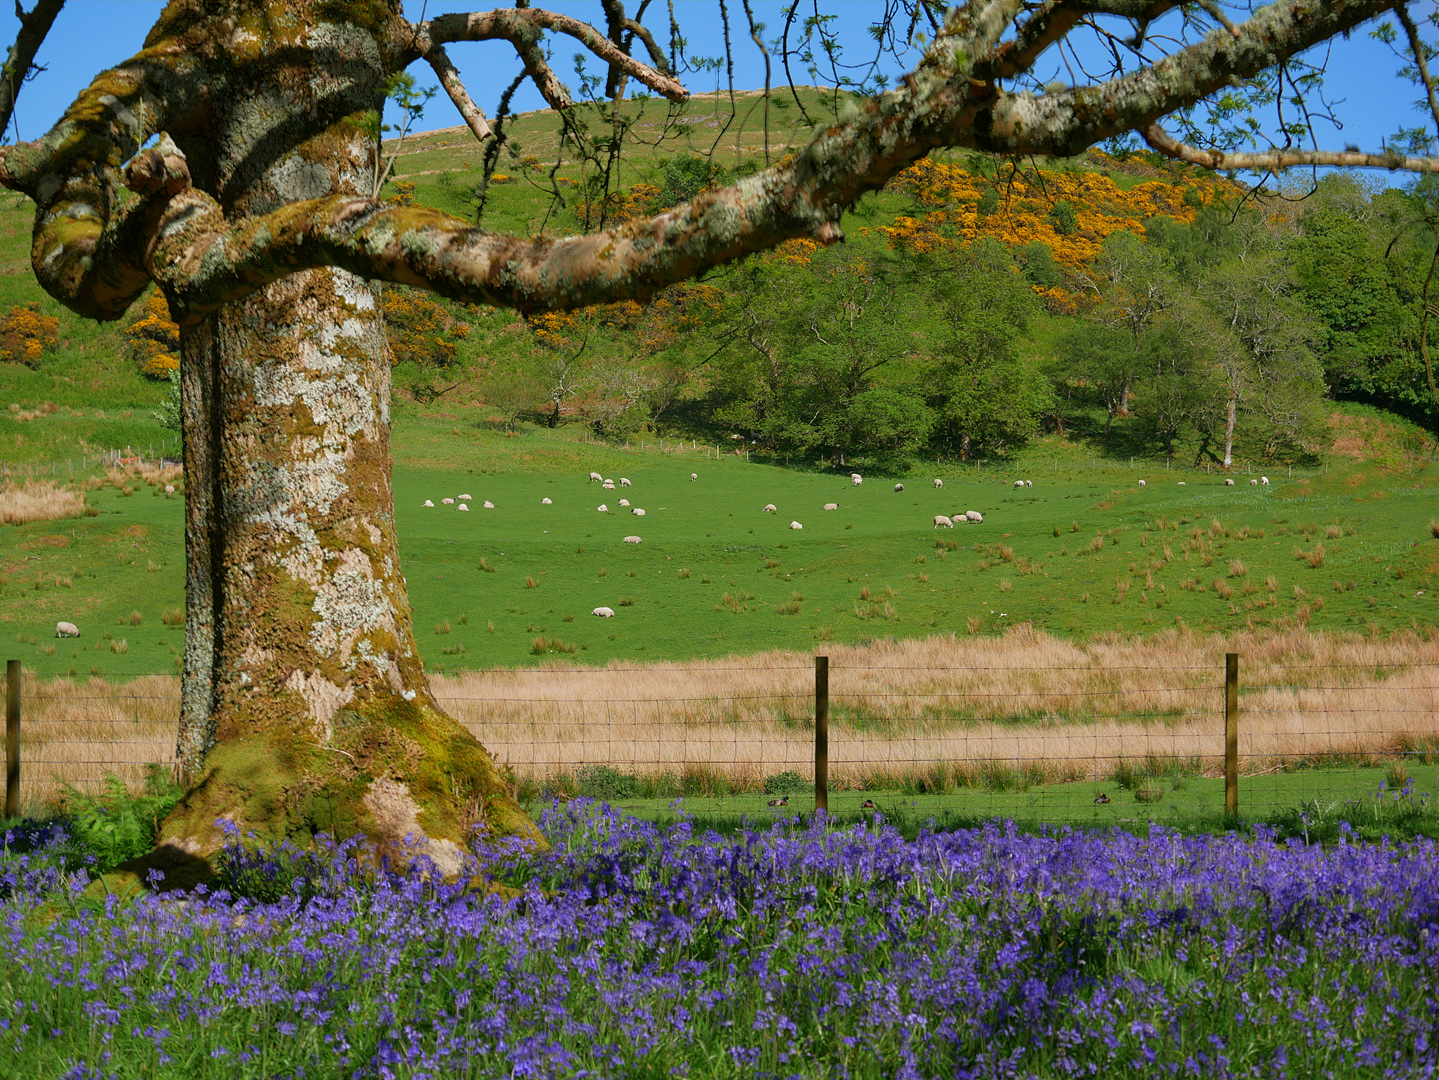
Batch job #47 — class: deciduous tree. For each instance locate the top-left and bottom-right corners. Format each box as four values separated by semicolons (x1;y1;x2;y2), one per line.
0;0;1434;867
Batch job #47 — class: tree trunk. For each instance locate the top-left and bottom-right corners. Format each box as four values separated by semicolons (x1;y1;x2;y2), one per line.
158;2;540;866
1223;393;1237;469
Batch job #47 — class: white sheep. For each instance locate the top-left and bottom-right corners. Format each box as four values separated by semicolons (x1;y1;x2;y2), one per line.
1261;476;1270;486
602;480;615;490
56;621;80;638
457;503;468;511
1014;479;1024;488
483;500;494;509
1225;478;1235;486
619;498;631;507
541;497;552;504
632;508;646;516
894;483;904;492
459;493;472;501
851;474;863;486
423;499;434;507
442;497;455;505
1178;481;1186;486
598;504;608;512
589;471;603;483
691;473;698;481
763;503;777;512
965;510;983;523
1250;479;1259;486
823;502;838;511
1025;480;1033;488
620;478;632;487
934;515;953;528
164;484;175;494
790;520;803;530
592;606;615;617
1137;480;1146;487
623;535;642;544
934;478;944;488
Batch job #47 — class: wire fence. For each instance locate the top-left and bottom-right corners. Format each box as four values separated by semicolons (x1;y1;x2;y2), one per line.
6;655;1437;825
0;436;183;483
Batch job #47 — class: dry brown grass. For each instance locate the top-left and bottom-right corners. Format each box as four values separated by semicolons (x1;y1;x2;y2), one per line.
15;626;1439;803
0;480;88;525
90;462;183;489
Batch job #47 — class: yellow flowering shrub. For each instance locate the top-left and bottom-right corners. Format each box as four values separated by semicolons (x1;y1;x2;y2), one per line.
0;302;59;368
381;286;469;367
123;292;180;378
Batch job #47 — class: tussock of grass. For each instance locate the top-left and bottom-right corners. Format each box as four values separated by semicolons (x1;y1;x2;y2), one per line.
0;480;87;525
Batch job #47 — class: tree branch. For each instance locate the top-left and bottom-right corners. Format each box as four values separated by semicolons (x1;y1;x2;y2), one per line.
412;8;688;104
0;0;64;140
1395;2;1439;140
1142;122;1439;173
424;41;492;144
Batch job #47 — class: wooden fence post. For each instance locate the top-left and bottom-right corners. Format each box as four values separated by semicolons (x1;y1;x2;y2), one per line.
1225;652;1239;822
814;655;829;814
6;660;19;819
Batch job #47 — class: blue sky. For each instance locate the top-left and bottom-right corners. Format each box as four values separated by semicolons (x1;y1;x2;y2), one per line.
0;1;1427;189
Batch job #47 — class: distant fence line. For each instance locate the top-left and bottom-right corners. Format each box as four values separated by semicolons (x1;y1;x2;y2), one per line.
0;436;182;483
5;650;1436;821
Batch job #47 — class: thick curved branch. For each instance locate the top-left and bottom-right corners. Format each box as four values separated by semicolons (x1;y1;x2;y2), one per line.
1143;122;1439;173
0;0;64;139
411;8;688;103
1396;3;1439;140
424;41;491;144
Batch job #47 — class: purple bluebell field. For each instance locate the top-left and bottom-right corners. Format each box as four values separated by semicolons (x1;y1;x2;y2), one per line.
4;801;1439;1079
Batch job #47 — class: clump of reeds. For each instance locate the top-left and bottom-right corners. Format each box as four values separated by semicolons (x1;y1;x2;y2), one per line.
0;480;88;525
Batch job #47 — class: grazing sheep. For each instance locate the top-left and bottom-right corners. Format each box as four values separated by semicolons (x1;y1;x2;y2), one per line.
56;621;80;638
459;493;472;501
483;500;494;509
619;498;631;507
894;483;904;492
592;606;615;617
1014;479;1024;488
164;484;175;494
442;497;455;505
965;510;983;523
1025;480;1033;488
691;473;698;481
598;504;608;512
457;503;468;511
1225;478;1235;486
1261;476;1270;486
1137;480;1146;487
619;478;632;487
541;497;552;504
589;471;603;483
623;535;642;544
763;504;777;512
950;512;967;523
1177;481;1186;486
823;502;838;511
602;480;615;489
934;478;944;488
934;515;953;528
632;508;646;516
423;499;434;507
1250;479;1259;486
851;474;862;486
790;520;803;530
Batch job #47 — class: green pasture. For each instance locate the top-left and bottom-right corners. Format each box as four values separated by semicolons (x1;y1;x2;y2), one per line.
577;763;1439;842
1;419;1436;677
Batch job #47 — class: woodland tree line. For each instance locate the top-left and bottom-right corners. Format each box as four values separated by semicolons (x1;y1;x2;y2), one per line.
404;157;1437;469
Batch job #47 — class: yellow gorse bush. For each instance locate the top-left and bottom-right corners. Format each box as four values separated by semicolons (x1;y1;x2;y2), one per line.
0;301;59;368
123;291;179;379
381;286;470;367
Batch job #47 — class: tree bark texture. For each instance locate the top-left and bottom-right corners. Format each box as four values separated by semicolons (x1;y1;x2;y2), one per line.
143;0;540;864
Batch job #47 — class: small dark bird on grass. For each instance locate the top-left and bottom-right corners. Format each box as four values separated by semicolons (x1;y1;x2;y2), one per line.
767;796;789;807
1094;793;1111;805
861;799;877;809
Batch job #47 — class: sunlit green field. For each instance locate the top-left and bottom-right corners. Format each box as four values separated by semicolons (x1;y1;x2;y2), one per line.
2;416;1435;677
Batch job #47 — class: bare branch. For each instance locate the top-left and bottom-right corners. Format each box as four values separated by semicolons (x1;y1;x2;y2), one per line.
425;41;492;144
1143;122;1439;173
415;8;688;103
0;0;63;140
